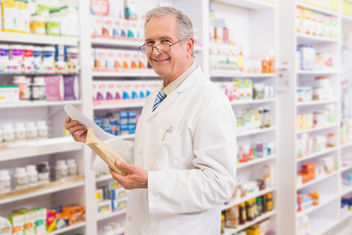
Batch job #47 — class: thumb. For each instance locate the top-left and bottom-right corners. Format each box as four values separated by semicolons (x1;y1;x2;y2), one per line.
115;160;132;174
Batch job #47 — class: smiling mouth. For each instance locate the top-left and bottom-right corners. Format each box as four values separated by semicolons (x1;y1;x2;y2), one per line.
152;58;170;62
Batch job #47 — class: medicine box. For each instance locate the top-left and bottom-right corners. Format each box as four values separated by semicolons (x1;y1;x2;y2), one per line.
0;85;19;103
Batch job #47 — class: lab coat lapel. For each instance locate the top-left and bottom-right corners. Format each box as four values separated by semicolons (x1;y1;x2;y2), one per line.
146;66;202;120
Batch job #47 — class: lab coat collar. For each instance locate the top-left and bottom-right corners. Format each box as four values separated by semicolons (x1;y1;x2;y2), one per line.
146;65;202;119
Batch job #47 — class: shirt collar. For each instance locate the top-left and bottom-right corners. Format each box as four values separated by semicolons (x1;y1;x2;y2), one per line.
162;62;197;96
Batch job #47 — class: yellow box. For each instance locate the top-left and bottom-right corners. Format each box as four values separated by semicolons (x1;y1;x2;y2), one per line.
342;0;352;16
299;0;338;12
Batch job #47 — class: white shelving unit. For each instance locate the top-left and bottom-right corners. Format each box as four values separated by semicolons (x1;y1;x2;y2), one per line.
0;32;79;46
277;0;352;234
208;0;278;234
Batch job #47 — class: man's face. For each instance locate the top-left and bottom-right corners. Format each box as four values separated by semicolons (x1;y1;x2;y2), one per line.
145;14;193;82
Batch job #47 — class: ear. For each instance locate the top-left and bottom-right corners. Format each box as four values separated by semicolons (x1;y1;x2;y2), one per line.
185;37;194;58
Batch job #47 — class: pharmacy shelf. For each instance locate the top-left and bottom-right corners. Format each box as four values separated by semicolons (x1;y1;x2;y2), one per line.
50;222;86;235
340;164;352;173
296;123;338;135
296;100;338;107
309;211;352;235
0;32;79;46
96;174;112;183
210;71;276;78
222;211;276;235
341;185;352;197
296;171;338;190
296;70;340;75
0;137;83;161
97;209;127;222
296;194;338;218
92;70;158;77
237;155;276;169
212;0;276;10
236;127;276;138
222;187;276;211
296;2;339;16
93;100;145;110
296;33;338;44
296;147;338;163
342;14;352;23
341;142;352;149
0;100;82;109
91;37;143;48
0;176;84;204
231;98;275;106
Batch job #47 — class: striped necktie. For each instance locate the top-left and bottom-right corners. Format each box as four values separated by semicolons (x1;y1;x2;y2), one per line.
153;89;167;111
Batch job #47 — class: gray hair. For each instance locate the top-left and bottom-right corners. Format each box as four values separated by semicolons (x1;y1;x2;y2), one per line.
144;7;194;40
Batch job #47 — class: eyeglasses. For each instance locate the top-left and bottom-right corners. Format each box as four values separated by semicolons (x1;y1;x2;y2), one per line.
139;38;186;54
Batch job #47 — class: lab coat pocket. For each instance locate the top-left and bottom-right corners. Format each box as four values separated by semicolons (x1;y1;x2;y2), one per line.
156;133;185;169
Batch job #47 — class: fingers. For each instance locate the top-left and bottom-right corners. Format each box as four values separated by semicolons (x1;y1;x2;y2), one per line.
115;160;133;174
109;168;131;189
65;116;71;123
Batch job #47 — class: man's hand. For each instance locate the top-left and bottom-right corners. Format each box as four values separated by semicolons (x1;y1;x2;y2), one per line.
110;161;148;190
64;117;87;143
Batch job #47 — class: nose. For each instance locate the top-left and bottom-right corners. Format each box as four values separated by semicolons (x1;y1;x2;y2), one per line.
151;46;162;57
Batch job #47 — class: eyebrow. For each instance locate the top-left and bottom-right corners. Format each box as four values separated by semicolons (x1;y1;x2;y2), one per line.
145;36;173;42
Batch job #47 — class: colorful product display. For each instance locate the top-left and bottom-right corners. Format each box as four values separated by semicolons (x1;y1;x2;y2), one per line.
296;6;338;38
93;48;151;71
6;204;84;234
296;132;336;159
296;189;319;212
237;142;274;163
217;80;274;102
96;180;128;215
92;80;160;104
222;193;274;229
296;77;333;102
0;75;79;104
297;157;336;186
0;44;79;74
229;165;274;204
1;0;79;36
94;110;140;136
296;45;336;71
209;43;275;74
296;105;336;131
235;107;271;133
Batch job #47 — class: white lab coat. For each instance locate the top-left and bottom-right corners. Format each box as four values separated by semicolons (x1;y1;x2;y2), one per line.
91;66;237;235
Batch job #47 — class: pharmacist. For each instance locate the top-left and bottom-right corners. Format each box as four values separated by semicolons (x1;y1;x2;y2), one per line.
65;6;236;235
